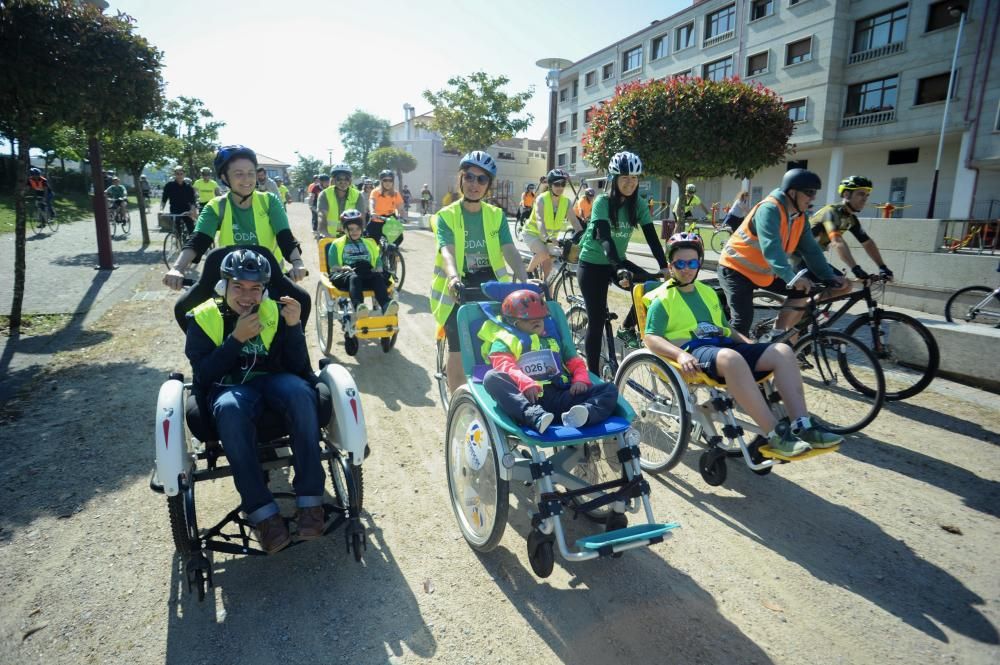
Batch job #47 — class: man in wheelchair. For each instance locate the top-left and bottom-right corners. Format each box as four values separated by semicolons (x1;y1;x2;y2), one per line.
481;289;618;433
326;208;398;322
642;233;842;458
185;248;325;554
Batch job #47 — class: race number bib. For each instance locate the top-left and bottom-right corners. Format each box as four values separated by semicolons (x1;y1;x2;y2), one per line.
517;350;560;380
466;253;491;271
694;322;723;339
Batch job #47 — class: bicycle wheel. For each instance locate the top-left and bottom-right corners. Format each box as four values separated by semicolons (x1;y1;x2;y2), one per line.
315;282;335;356
552;267;578;310
566;305;588;358
710;228;731;253
122;209;132;235
945;286;1000;327
388;249;405;292
162;231;182;268
47;209;59;233
793;330;885;434
436;336;450;412
614;350;690;472
29;208;41;234
844;310;939;400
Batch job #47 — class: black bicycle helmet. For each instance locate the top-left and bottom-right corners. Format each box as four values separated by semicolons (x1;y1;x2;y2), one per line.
220;248;271;284
214;145;257;181
838;175;873;195
781;168;821;193
378;169;394;181
319;173;330;181
546;168;570;184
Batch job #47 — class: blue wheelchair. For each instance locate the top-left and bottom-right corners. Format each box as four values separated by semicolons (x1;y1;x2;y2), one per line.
443;282;678;577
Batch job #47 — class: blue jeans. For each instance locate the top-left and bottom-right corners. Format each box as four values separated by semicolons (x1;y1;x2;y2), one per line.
211;373;324;524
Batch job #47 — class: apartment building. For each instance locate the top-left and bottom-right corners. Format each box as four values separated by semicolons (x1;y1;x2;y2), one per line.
387;105;548;214
555;0;999;218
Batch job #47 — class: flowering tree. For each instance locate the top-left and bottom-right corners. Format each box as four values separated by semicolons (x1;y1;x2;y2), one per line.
582;77;794;210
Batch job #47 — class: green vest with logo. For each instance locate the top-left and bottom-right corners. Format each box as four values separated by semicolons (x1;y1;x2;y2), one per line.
208;192;282;263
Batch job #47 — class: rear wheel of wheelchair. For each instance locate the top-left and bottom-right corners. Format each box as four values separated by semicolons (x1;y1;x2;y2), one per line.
527;529;555;578
315;283;335;356
615;351;691;473
445;389;509;552
167;482;199;555
699;450;727;486
344;334;359;356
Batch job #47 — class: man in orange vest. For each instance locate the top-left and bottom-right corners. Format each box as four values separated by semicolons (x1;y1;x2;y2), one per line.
718;169;846;336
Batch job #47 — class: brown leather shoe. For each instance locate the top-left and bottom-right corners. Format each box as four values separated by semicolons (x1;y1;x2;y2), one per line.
255;514;291;554
296;506;326;540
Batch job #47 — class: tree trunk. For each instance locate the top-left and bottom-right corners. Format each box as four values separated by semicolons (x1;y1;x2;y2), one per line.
9;131;31;334
132;165;150;246
88;134;115;270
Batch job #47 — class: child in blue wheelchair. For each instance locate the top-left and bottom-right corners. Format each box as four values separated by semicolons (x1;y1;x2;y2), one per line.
481;289;618;434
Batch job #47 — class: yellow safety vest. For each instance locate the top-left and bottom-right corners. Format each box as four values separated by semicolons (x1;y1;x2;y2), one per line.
323;186;361;236
330;235;380;269
191;298;278;349
209;192;283;263
429;201;510;327
194;178;218;204
524;191;570;238
643;280;730;342
278;184;289;201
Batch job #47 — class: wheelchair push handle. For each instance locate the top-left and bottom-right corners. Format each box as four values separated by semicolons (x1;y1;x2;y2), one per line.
450;281;485;304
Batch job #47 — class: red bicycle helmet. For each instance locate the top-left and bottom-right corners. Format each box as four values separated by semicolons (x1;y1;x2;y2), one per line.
501;289;548;321
667;231;704;259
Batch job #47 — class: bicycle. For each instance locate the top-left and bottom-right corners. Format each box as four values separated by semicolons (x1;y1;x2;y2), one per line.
108;198;131;236
682;216;731;253
161;213;196;268
524;229;580;309
29;195;59;234
435;284;489;413
944;262;1000;327
752;274;938;401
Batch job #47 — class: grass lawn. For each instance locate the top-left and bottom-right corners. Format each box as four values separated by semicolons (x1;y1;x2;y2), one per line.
0;313;74;337
629;220;727;249
0;192;99;234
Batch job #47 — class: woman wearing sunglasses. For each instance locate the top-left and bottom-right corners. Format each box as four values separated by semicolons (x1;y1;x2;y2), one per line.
524;168;583;280
368;169;405;244
643;233;842;457
429;150;531;393
575;151;670;369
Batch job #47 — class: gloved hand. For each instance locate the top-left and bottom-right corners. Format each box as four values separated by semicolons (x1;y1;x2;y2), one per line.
879;265;894;281
851;265;870;279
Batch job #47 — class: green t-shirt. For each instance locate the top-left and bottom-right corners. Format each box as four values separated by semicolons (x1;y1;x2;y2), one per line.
578;193;652;265
645;287;731;339
194;193;289;245
436;207;513;274
105;184;127;200
327;238;382;271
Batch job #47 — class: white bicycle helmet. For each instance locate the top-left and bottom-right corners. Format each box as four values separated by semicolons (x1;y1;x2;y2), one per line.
607;151;643;176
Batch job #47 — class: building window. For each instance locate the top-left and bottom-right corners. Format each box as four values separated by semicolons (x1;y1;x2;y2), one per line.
888;148;919;165
559;88;568;102
705;4;736;40
602;62;614;80
926;1;964;32
497;151;515;161
571;112;578;131
785;37;813;65
750;0;774;21
572;79;579;98
704;56;733;81
673;69;691;79
651;35;668;60
622;46;642;73
746;51;769;77
584;107;595;124
853;6;908;54
785;98;807;122
585;70;596;87
915;72;956;105
558;120;568;135
675;22;695;51
845;75;898;117
557;153;567;167
570;147;577;164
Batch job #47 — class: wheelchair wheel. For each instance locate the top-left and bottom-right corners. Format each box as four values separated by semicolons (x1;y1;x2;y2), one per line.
527;529;555;578
315;283;335;356
445;389;509;552
167;483;199;555
380;331;398;353
615;351;690;473
436;337;450;412
344;334;359;356
699;449;727;486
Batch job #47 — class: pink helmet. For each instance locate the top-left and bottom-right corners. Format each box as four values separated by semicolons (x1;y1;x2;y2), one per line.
667;232;704;259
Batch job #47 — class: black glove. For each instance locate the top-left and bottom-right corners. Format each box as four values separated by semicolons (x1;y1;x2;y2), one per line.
879;265;894;280
851;265;870;279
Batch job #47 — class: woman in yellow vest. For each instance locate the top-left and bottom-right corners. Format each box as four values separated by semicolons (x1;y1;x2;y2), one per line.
163;145;311;322
326;209;397;321
318;164;366;239
429;150;531;394
643;233;842;457
524;168;582;280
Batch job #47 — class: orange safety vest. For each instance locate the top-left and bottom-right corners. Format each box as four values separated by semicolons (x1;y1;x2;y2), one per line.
521;191;535;208
575;197;592;222
719;195;806;287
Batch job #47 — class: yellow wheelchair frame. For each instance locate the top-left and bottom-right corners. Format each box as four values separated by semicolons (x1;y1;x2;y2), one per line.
314;237;399;357
613;282;837;487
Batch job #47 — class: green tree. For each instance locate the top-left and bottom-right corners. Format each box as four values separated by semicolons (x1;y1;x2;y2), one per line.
421;71;534;154
103;129;183;245
155;96;224;176
583;77;793;215
367;147;417;190
290;152;326;191
338;110;390;175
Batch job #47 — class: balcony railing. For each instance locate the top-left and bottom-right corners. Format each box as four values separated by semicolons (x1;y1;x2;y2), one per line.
704;30;735;49
848;41;905;65
841;108;896;128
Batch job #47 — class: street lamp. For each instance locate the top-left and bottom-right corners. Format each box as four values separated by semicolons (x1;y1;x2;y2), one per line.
926;3;967;218
327;148;333;167
536;57;572;172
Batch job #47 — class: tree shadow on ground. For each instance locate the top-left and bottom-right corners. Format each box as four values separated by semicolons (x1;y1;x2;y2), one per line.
51;247;163;267
884;399;1000;446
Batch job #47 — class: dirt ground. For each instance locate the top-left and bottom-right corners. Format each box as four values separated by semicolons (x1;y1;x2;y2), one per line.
1;205;998;665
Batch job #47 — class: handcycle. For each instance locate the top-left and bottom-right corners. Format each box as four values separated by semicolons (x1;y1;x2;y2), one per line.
108;197;131;236
444;280;678;577
314;236;400;357
369;214;406;291
752;274;938;401
151;246;368;601
945;261;1000;327
29;194;59;234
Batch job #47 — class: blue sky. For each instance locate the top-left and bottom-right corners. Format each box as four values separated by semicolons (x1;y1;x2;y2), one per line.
111;0;687;164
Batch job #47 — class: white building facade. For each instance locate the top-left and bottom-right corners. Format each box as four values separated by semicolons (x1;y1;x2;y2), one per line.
555;0;999;219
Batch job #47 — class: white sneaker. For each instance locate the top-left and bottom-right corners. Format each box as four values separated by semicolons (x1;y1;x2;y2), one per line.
561;404;589;429
383;300;399;317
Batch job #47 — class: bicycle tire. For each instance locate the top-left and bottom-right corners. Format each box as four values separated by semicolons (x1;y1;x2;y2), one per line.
162;231;183;269
29;207;42;234
122;209;132;235
793;330;885;434
552;268;578;309
844;310;938;400
710;229;731;253
945;286;1000;327
315;282;335;356
436;337;450;413
47;210;59;233
614;351;690;472
566;305;588;358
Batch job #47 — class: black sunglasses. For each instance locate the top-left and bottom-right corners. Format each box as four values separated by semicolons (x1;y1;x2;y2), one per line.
463;172;491;185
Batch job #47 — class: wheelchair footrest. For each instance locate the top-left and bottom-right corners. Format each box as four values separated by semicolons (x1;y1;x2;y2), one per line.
355;315;398;338
759;444;839;461
575;522;680;551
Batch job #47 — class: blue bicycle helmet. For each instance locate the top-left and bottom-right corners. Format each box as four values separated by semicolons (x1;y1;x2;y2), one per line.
459;150;497;178
214;145;258;181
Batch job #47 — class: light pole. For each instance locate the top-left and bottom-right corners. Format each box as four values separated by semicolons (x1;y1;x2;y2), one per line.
926;4;967;218
327;149;333;167
536;57;572;172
